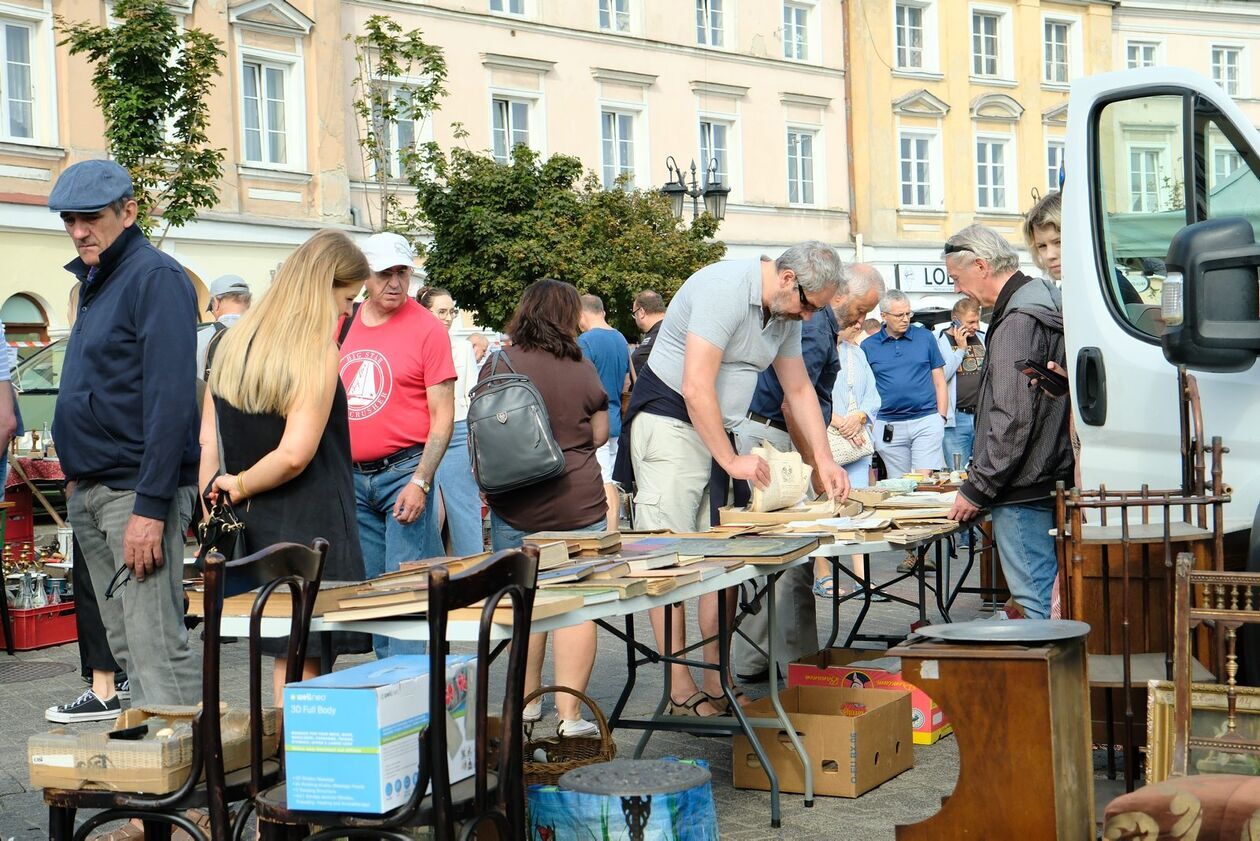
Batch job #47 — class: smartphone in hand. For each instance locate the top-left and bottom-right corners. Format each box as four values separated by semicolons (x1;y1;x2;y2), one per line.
1015;358;1069;398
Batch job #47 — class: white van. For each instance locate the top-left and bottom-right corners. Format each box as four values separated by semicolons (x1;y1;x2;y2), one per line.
1064;68;1260;534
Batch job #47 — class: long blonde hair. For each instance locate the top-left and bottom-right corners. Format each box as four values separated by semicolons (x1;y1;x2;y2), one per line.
209;230;367;415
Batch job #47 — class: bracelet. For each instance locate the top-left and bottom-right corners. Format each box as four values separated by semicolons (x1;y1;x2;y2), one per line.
235;470;248;500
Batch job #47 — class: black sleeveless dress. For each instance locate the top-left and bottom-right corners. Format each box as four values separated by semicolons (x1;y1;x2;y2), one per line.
214;381;369;657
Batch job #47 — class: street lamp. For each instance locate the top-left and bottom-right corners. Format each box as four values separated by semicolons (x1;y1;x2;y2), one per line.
660;155;730;222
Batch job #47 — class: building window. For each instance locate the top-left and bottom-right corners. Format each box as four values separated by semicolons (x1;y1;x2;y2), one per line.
1047;140;1065;191
696;0;723;47
491;97;529;165
976;138;1009;210
1043;20;1069;84
899;133;932;207
1128;147;1164;212
895;3;924;70
370;86;422;179
1;22;33;140
490;0;524;14
1212;46;1241;96
783;3;810;61
786;128;815;205
601;109;635;189
699;119;730;185
242;60;288;166
1127;41;1157;69
599;0;630;33
1214;147;1243;186
972;12;999;77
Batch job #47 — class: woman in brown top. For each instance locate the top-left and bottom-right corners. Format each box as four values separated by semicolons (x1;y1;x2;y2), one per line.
481;278;608;737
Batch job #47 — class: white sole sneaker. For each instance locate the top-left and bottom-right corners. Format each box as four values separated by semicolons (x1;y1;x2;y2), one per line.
557;718;599;738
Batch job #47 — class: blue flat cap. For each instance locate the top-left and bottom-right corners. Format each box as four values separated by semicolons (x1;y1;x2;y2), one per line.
48;160;134;213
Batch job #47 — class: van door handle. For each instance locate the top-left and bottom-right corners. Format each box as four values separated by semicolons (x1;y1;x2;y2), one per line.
1076;347;1107;426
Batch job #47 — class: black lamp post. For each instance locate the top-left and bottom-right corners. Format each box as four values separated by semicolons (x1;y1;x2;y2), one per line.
661;155;730;222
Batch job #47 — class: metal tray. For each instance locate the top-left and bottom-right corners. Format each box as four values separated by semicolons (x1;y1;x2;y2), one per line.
914;619;1090;645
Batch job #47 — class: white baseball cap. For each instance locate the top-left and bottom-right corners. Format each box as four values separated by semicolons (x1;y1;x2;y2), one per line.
360;232;416;273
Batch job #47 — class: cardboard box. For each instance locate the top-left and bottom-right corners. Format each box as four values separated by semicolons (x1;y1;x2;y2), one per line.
29;706;278;793
283;655;477;814
788;648;952;745
731;685;912;798
718;500;863;526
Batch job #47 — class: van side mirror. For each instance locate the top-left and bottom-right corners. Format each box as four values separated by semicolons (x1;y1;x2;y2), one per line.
1162;217;1260;372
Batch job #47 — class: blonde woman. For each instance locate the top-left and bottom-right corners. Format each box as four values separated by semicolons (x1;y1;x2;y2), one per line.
200;229;370;703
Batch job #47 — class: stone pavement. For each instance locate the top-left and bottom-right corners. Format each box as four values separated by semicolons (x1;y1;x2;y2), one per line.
0;547;986;839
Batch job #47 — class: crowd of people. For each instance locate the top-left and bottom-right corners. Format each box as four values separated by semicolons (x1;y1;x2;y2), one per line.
39;155;1075;732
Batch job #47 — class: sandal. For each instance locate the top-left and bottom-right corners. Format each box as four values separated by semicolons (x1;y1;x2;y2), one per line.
704;687;750;715
812;576;840;599
666;690;720;717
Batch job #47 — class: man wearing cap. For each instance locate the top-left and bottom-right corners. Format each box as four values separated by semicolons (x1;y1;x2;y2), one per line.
195;274;251;382
49;159;201;711
341;232;455;659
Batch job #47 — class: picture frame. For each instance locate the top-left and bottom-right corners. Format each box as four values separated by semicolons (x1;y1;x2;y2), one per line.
1146;680;1260;784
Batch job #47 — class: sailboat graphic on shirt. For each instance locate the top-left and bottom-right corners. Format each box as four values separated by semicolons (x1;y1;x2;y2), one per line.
347;362;378;407
340;350;393;420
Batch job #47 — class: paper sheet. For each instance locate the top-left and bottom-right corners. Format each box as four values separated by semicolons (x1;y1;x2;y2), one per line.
748;441;813;513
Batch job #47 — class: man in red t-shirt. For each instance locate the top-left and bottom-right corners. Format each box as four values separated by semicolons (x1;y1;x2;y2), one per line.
342;232;456;658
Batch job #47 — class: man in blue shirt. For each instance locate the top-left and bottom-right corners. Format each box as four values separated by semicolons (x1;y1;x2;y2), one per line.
863;289;948;478
730;264;884;680
578;294;630;529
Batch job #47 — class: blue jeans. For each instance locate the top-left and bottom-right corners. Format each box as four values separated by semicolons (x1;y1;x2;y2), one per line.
490;513;605;552
435;421;485;556
991;501;1057;619
355;450;443;658
942;410;976;470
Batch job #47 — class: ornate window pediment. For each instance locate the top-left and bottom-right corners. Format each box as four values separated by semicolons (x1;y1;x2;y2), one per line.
1042;102;1069;126
970;93;1024;123
892;89;950;118
228;0;313;35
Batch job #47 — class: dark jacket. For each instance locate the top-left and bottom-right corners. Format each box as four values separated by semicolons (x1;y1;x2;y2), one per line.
959;273;1074;508
747;303;839;425
53;224;200;519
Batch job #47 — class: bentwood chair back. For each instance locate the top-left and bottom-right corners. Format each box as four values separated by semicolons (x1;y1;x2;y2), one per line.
45;540;328;841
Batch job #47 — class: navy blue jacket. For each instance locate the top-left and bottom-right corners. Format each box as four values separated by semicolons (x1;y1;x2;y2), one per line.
53;224;200;519
746;304;839;425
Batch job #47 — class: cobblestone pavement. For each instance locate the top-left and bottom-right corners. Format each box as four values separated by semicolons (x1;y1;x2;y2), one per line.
0;547;986;839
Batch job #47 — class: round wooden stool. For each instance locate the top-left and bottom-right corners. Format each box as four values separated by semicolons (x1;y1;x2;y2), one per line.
558;759;715;841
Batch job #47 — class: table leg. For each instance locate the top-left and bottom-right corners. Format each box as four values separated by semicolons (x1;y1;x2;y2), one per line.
823;557;841;651
934;540;952;622
608;615;639;724
917;546;929;626
633;605;673;759
842;555;874;649
764;571;813;808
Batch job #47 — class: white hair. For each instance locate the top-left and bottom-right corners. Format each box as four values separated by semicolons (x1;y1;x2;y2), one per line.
943;224;1021;274
776;240;846;294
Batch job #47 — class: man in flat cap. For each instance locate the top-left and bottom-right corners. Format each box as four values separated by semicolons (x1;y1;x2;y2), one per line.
49;159;201;715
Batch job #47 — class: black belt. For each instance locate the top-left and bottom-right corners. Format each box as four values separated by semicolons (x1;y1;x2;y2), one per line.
957;407;976;415
353;443;425;473
746;412;789;433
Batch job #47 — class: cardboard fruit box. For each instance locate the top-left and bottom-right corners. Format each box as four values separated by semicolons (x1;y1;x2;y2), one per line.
788;648;952;745
731;685;913;798
29;706;278;794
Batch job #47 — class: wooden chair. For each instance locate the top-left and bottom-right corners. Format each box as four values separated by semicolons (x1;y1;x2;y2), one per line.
253;547;538;841
1102;555;1260;838
45;540;328;841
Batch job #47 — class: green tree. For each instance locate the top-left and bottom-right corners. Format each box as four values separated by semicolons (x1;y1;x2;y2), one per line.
58;0;225;238
347;15;447;236
415;144;725;335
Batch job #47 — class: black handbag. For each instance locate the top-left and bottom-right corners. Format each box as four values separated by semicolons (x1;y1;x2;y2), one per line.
467;351;566;494
196;401;247;569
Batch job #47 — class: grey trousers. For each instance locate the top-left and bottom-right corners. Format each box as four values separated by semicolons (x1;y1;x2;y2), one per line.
69;482;200;708
729;417;819;675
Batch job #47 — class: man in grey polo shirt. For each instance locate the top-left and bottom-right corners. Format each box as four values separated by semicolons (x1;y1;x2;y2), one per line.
627;241;849;717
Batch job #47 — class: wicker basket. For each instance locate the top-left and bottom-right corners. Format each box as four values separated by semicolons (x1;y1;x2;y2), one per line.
522;685;617;788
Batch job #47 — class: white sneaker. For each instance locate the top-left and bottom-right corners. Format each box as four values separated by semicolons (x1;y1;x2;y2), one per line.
557;718;599;738
523;699;543;723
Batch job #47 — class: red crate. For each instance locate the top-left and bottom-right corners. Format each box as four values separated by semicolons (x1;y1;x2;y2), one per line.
4;483;34;544
0;600;77;650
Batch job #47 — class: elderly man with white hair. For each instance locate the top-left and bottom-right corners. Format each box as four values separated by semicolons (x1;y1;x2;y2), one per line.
943;224;1074;619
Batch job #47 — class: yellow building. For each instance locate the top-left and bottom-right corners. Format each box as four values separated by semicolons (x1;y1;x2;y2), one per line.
845;0;1113;302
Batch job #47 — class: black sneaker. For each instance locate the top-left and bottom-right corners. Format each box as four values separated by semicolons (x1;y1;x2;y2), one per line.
45;690;122;723
115;679;130;701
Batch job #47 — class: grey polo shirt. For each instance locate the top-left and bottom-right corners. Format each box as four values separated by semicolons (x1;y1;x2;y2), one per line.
646;258;802;429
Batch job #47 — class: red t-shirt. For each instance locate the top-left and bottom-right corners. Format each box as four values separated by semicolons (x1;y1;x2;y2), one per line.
339;299;456;462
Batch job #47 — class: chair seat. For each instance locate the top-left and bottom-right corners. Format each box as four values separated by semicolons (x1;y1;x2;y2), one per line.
44;759;281;812
1088;653;1214;688
1104;774;1260;840
255;772;499;829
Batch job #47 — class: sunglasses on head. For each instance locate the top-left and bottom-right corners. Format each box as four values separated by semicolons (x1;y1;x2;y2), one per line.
943;243;973;256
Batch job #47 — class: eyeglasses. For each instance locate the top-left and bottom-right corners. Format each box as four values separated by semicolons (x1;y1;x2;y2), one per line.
104;565;132;599
433;307;459;319
883;311;912;320
631;306;645;318
796;282;823;314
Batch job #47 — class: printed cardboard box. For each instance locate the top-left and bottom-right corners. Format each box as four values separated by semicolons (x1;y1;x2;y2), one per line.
29;706;278;793
788;648;952;745
731;685;912;798
283;654;476;814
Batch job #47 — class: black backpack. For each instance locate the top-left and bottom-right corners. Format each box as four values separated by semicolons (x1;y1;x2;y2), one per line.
467;351;566;494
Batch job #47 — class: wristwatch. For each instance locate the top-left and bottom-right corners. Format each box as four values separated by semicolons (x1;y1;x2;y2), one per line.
410;476;432;493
